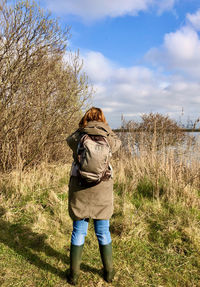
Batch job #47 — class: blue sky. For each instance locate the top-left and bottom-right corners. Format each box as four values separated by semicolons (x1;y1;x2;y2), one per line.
38;1;200;127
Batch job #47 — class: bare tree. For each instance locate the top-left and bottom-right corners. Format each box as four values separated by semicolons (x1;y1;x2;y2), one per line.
0;0;91;171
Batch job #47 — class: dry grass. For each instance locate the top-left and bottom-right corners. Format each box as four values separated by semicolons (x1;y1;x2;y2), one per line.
116;132;200;208
0;135;200;286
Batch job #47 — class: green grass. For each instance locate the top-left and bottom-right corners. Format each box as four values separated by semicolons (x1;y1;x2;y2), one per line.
0;165;200;286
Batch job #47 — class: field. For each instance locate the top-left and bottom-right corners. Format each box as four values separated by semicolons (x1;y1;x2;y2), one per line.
0;134;200;287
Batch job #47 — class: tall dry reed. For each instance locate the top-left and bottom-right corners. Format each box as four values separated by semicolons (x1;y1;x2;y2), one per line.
115;130;200;208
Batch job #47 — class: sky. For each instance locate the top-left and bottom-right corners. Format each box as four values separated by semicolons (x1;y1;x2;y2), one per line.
37;1;200;127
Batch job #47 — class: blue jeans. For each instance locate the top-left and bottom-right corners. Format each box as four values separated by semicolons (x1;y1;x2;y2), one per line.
71;219;112;246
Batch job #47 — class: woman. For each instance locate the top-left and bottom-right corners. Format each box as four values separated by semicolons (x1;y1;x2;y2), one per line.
66;107;121;285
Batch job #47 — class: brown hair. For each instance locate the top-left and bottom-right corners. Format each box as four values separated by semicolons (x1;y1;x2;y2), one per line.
79;107;107;128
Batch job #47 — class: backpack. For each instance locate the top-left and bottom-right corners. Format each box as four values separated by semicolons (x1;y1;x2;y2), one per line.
77;134;112;184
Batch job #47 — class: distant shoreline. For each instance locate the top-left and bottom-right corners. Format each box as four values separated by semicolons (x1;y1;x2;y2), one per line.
113;128;200;133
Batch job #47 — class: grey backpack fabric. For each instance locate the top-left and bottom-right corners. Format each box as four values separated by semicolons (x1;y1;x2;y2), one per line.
77;134;112;184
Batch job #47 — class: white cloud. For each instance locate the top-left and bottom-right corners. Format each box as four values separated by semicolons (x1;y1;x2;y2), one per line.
146;25;200;78
146;9;200;79
156;0;176;14
82;51;114;82
164;27;200;62
44;0;176;21
187;9;200;31
82;50;200;128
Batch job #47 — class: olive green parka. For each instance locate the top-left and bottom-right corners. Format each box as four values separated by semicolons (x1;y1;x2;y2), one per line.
66;121;121;220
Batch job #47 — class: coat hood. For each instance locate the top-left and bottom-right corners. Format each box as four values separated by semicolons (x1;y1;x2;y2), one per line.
80;121;111;137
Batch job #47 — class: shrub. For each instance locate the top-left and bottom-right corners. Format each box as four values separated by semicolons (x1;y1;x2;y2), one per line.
0;0;91;171
121;113;186;150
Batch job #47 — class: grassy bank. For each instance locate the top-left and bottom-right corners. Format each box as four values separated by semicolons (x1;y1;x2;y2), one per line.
0;140;200;286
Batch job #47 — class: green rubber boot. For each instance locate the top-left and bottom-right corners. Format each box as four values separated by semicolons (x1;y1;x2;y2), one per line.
99;242;115;283
67;244;84;285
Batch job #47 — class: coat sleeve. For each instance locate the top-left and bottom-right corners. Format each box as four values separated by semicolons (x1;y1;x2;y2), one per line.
66;129;82;155
107;129;121;154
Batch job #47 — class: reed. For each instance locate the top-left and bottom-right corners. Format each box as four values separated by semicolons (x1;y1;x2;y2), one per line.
115;129;200;208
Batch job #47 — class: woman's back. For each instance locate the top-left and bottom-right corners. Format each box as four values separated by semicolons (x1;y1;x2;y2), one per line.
66;107;121;285
67;120;121;221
